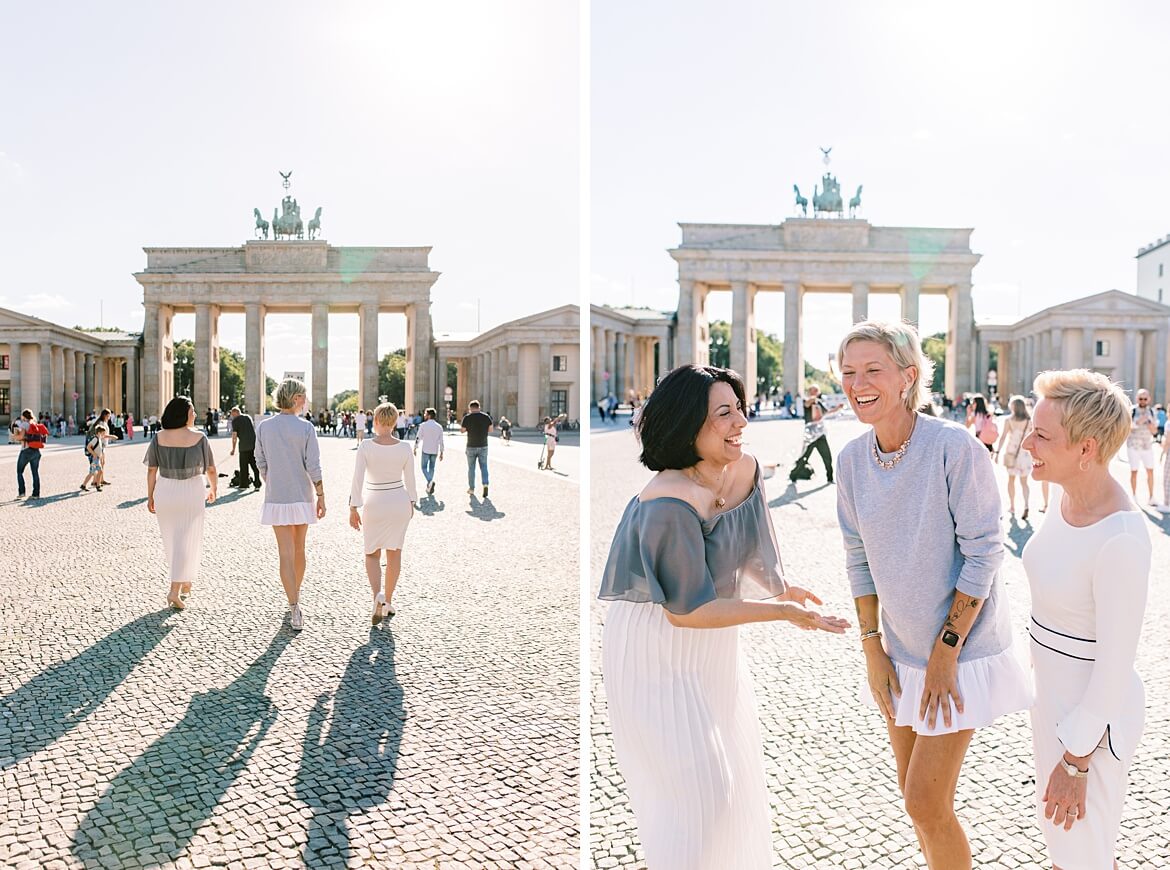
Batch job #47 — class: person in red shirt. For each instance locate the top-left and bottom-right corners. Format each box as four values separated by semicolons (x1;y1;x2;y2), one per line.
16;409;48;499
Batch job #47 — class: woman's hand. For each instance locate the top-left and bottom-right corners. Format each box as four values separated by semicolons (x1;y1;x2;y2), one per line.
206;488;216;504
864;645;902;721
316;495;327;519
920;644;963;730
1043;759;1088;831
147;496;156;514
781;585;823;607
783;603;850;634
348;506;361;530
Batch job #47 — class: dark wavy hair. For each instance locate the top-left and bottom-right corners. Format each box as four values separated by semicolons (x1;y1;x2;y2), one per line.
161;396;194;430
637;365;747;471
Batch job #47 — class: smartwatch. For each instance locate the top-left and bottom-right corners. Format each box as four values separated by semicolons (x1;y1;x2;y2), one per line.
941;629;961;648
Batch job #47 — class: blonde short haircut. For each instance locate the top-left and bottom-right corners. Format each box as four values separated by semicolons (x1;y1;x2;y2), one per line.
837;320;934;413
1033;369;1132;464
275;378;306;411
373;402;399;429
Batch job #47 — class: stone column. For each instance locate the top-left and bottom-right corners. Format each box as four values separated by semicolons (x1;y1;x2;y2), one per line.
730;281;758;393
1038;331;1051;380
1050;327;1064;370
83;353;94;415
614;333;626;399
411;302;434;414
1124;328;1139;393
454;358;466;413
142;302;160;418
49;345;64;416
591;326;603;400
124;353;138;421
852;281;870;324
359;302;380;410
660;326;673;373
944;283;975;398
63;349;75;421
1155;325;1168;404
977;340;991;396
482;349;493;414
40;344;52;415
604;330;615;395
311;302;329;413
468;356;478;407
677;279;696;364
8;341;20;416
73;351;84;421
900;281;920;326
782;282;803;396
506;344;519;421
1081;327;1095;370
623;334;635;400
94;354;105;412
194;304;215;415
245;303;266;416
539;341;552;420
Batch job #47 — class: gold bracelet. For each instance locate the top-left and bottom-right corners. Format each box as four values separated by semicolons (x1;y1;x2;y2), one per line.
860;630;882;644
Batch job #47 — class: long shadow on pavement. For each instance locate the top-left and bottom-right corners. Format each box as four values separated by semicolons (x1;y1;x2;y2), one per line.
466;495;506;521
71;628;293;869
1004;517;1035;559
768;481;832;511
416;494;445;516
20;490;84;507
297;629;405;869
0;609;174;770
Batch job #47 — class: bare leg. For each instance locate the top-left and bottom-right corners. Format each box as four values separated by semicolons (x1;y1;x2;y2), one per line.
886;722;930;858
384;548;402;604
1130;469;1138;496
292;523;309;597
1020;476;1030;510
903;729;976;870
167;582;185;609
1006;475;1016;514
1146;468;1155;501
273;526;299;605
365;549;382;597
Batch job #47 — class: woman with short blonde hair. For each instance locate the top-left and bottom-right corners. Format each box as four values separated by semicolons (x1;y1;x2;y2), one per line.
256;378;325;631
835;319;1031;868
1021;369;1149;868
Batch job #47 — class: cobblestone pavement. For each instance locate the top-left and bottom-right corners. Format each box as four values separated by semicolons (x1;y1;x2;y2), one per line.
590;417;1170;869
1;430;578;869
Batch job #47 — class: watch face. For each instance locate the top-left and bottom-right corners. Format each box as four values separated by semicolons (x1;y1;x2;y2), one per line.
942;630;960;647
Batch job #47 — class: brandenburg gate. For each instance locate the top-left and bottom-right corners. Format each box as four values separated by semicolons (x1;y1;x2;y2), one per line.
136;241;439;416
670;162;981;398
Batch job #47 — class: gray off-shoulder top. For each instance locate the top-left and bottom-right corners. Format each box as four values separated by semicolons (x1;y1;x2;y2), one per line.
598;462;788;615
143;435;215;480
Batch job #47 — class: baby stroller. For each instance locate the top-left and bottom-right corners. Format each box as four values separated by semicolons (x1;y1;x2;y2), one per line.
788;456;815;482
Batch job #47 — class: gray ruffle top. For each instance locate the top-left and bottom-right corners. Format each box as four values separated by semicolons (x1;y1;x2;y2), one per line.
598;463;788;615
143;435;215;480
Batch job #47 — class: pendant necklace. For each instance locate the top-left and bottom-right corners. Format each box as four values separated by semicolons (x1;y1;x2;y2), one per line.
690;467;728;509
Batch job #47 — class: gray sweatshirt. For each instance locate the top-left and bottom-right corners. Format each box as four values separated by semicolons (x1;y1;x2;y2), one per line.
836;413;1013;668
255;413;323;506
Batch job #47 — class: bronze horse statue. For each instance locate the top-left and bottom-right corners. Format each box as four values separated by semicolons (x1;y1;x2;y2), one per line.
848;185;863;218
793;185;808;217
253;208;270;239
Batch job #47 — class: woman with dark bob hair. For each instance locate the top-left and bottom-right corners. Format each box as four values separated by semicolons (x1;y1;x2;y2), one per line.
144;396;217;609
598;364;849;869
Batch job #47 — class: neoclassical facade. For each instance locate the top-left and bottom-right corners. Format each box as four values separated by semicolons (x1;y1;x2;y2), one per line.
589;305;673;402
670;218;980;396
0;308;140;425
977;290;1170;401
1136;233;1170;305
434;304;579;427
135;241;439;416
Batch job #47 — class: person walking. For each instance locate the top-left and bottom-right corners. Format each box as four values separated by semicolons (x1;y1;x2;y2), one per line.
255;378;326;632
1021;370;1150;868
966;393;999;453
598;364;848;869
413;408;444;495
1126;388;1158;505
355;408;367;444
228;406;261;490
80;423;109;491
795;384;843;482
835;320;1032;869
461;400;493;497
995;395;1035;520
349;402;417;625
395;410;408;441
541;414;566;470
86;409;117;484
125;412;134;441
14;409;47;500
145;397;217;610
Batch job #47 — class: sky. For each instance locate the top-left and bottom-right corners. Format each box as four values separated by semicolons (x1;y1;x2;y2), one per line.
590;0;1170;369
0;1;579;395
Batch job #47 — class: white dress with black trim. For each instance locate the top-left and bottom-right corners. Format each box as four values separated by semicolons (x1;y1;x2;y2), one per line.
1022;487;1150;869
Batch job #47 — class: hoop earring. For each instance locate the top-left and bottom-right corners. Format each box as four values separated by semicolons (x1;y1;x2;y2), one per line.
1078;460;1089;472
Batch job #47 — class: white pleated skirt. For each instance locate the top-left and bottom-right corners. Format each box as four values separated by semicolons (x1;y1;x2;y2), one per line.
154;475;206;583
601;600;771;870
259;501;317;526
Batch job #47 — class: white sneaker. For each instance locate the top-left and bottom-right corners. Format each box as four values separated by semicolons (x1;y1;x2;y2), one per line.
290;603;304;631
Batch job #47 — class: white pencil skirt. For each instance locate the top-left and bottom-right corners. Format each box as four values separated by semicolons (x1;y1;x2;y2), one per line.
154;475;207;583
601;600;771;870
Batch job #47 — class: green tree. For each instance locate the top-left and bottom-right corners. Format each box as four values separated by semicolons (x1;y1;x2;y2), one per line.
922;332;946;393
74;325;125;333
173;340;194;398
378;349;407;407
757;331;784;393
708;321;730;369
707;321;839;394
218;347;246;409
331;389;358;412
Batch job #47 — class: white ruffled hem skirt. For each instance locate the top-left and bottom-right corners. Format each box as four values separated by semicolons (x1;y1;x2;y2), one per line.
259;501;318;526
860;642;1034;735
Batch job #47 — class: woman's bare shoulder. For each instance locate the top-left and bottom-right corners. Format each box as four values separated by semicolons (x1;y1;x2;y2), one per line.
639;471;704;514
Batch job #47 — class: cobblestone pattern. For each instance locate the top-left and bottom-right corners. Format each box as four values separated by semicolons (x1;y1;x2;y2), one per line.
590;417;1170;869
1;431;578;869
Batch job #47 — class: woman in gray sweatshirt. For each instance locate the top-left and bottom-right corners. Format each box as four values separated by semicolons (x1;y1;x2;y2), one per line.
835;321;1032;869
255;378;325;631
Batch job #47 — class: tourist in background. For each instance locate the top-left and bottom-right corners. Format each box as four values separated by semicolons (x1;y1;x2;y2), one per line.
355;408;367;444
1155;403;1166;443
836;321;1031;869
541;414;566;470
81;423;109;492
966;393;998;452
795;384;843;483
125;412;134;441
1126;388;1158;505
255;378;325;632
1021;370;1149;868
599;364;848;869
413;407;444;496
395;409;408;441
145;396;217;610
349;402;416;624
461;399;493;498
995;395;1034;520
15;409;47;500
228;406;260;490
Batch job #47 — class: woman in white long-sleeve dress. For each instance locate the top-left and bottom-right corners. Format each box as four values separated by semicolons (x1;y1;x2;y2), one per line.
349;403;416;625
1021;370;1150;869
597;364;849;870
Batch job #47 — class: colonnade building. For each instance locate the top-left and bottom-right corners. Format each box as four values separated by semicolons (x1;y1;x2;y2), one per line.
589;305;673;402
434;304;580;427
0;307;140;426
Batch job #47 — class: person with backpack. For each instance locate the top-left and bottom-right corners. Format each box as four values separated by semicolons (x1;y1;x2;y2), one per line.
966;393;998;452
80;423;109;491
15;409;48;500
